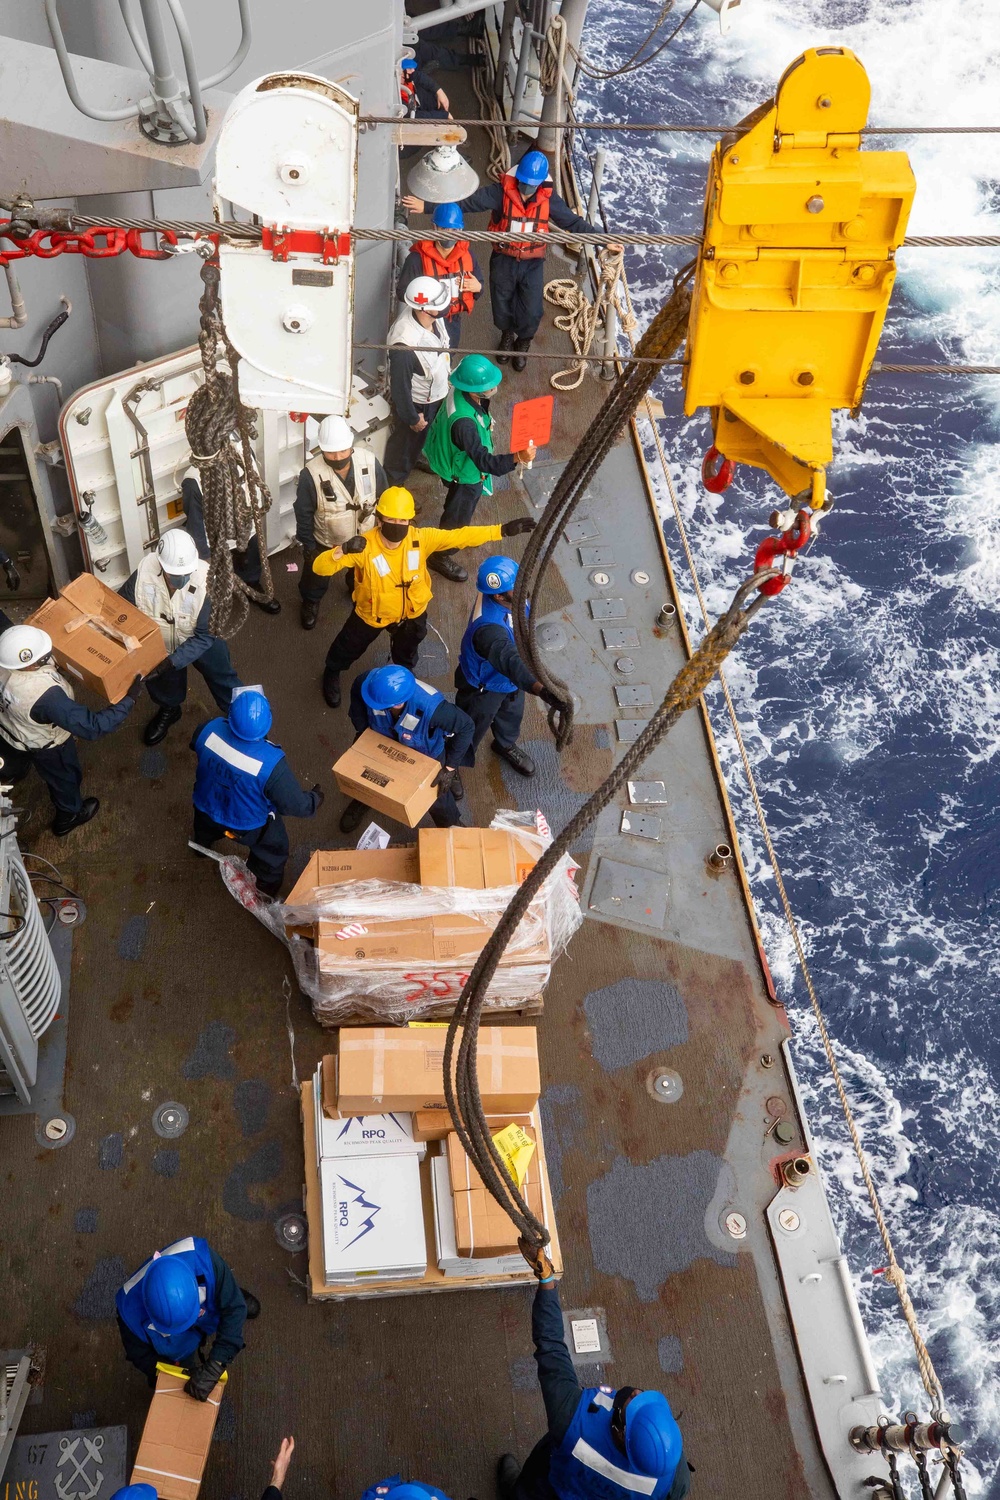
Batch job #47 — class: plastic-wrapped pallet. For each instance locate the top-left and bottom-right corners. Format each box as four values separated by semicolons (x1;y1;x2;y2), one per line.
219;811;582;1026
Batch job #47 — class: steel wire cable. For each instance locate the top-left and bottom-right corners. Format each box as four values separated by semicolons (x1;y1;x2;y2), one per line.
568;0;703;81
563;122;955;1420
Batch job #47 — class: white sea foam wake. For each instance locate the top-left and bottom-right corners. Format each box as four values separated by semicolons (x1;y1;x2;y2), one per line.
574;0;1000;1490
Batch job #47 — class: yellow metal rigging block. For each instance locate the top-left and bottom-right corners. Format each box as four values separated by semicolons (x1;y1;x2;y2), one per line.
683;47;915;501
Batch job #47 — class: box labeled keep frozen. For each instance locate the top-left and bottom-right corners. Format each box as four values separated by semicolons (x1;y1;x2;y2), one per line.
319;1152;426;1283
333;729;440;827
28;573;167;704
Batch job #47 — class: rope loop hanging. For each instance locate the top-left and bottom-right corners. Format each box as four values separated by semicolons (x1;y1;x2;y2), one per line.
543;247;634;389
185;259;276;638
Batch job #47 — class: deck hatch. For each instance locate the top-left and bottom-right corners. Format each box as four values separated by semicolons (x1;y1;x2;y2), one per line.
578;546;615;566
588;858;669;929
565;518;600;544
615;684;654;707
620;810;663;841
615;720;649;743
601;627;640;649
589;598;626;620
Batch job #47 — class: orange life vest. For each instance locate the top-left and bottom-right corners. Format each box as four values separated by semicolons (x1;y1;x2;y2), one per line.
413;239;475;317
488;175;552;260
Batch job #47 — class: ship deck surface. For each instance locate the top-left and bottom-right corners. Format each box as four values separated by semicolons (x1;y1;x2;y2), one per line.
1;62;831;1500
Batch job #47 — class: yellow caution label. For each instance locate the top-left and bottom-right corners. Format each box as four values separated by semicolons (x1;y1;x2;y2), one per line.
155;1361;228;1383
492;1122;536;1188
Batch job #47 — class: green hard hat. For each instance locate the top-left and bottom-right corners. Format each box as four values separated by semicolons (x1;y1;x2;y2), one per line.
450;354;503;392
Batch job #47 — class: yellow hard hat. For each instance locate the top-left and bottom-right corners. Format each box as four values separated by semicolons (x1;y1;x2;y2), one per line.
376;487;415;522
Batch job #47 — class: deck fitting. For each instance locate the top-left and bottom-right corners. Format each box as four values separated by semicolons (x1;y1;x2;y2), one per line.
274;1212;308;1251
152;1101;189;1139
648;1068;683;1103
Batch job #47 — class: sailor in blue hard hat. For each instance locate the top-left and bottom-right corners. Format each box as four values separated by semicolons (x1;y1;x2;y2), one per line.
398;202;483;347
362;1478;455;1500
399;53;450;119
190;686;324;897
498;1248;688;1500
455;556;558;780
404;149;621;370
115;1236;260;1400
340;662;475;834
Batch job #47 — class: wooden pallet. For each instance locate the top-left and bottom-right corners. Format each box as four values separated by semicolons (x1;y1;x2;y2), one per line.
300;1079;562;1301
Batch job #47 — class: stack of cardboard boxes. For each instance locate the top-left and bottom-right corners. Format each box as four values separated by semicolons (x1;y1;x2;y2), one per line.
285;827;552;1024
311;1063;428;1285
304;1024;560;1294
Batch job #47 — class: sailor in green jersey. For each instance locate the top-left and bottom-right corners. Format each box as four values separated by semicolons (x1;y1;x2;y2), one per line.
422;355;536;583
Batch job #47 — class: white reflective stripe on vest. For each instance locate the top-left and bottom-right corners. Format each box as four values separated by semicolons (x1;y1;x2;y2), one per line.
510;219;536;234
592;1391;614;1411
204;731;265;777
569;1440;658;1495
306;447;379;549
0;663;73;751
122;1234;198;1295
373;553;391;577
407;549;420;571
399;713;419;731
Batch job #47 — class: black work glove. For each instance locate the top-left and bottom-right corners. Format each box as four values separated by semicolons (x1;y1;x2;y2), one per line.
517;1236;554;1281
342;535;367;554
311;782;326;809
127;673;145;701
3;558;21;592
537;686;563;710
185;1357;226;1402
433;766;456;794
500;517;536;537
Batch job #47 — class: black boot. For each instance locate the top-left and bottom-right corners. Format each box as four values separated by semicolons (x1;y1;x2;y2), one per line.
301;599;319;630
339;799;367;834
254;876;282;899
52;797;99;837
512;337;531;373
252;595;282;616
143;704;182;746
241;1289;261;1319
451;770;464;802
323;672;342;708
496;329;517;365
491;741;535;777
428;554;468;583
497;1455;520;1500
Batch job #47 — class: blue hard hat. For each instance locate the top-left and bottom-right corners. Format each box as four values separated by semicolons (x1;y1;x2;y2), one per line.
141;1256;201;1336
110;1487;158;1500
477;555;518;595
228;688;272;742
624;1391;682;1485
388;1487;445;1500
361;665;415;711
514;150;549;187
432;202;464;231
401;57;417;71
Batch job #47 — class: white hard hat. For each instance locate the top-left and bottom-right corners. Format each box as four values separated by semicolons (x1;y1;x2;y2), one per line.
317;415;355;452
0;625;53;671
404;276;451;314
157;528;199;576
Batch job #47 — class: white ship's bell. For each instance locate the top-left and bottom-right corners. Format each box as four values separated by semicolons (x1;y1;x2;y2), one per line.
406;144;480;203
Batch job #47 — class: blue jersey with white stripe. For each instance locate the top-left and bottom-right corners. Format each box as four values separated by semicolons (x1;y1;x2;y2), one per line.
115;1235;218;1361
549;1390;678;1500
192;718;286;831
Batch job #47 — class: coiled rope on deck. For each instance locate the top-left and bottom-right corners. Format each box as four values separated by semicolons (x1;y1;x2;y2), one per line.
542;248;634;388
185;260;276;637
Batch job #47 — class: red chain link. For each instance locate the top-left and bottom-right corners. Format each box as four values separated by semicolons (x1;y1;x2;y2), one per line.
1;221;191;265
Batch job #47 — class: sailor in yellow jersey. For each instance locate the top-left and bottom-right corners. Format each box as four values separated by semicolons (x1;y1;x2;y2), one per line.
312;486;536;707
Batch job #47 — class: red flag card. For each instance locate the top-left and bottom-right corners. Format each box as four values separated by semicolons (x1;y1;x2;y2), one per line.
509;395;554;453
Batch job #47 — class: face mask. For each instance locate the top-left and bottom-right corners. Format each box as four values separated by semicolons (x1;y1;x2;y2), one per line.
166;573;192;590
378;521;409;545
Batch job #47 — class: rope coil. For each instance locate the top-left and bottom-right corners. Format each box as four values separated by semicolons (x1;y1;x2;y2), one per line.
186;260;276;637
542;248;635;389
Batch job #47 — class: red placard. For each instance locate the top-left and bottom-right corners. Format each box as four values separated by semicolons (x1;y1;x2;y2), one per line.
509;395;554;453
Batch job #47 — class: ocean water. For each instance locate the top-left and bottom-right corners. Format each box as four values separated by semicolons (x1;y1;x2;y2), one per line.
571;1;1000;1492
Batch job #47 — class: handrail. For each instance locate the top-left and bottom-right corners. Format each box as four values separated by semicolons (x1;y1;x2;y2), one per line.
197;0;253;89
43;0;143;122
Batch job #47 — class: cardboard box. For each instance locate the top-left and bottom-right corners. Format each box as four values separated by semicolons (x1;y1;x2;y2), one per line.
131;1366;224;1500
285;845;418;938
333;729;440;828
431;1154;530;1276
28;573;166;704
413;1108;532;1142
319;1151;426;1283
447;1121;544;1258
312;1063;424;1161
333;1025;539;1115
418;827;538;890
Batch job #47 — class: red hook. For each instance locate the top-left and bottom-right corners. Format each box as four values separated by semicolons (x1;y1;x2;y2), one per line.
754;510;812;595
702;445;735;493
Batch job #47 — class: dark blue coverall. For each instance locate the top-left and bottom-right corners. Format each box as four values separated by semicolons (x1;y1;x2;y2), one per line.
347;673;474;828
115;1245;247;1386
455;617;538;759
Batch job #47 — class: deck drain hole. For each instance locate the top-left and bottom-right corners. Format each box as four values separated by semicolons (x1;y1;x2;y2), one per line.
153;1101;189;1139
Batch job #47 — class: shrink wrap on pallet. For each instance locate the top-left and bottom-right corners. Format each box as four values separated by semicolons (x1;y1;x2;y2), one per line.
218;812;581;1025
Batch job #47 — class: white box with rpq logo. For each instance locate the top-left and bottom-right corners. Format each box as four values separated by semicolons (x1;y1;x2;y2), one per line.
319;1152;427;1282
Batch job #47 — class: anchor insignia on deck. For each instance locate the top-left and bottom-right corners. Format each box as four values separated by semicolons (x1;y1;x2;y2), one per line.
55;1434;105;1500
